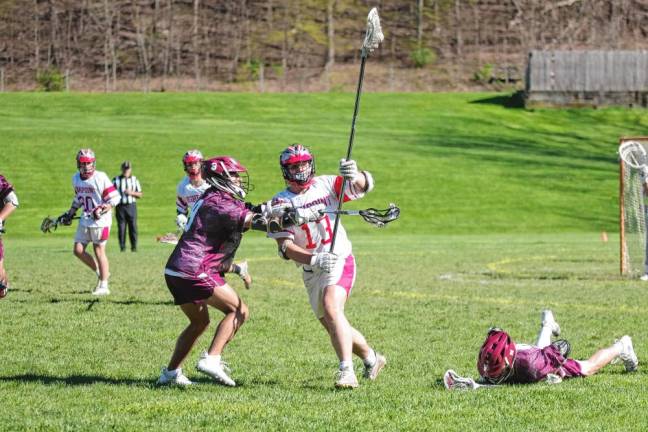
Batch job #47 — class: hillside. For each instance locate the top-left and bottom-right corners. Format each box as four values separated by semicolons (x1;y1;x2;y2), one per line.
1;92;645;237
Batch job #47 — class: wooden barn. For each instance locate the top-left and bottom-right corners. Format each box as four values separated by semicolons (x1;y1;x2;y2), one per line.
525;50;648;108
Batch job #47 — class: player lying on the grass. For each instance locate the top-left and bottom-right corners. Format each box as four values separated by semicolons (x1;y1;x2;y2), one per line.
158;156;312;387
268;144;386;389
57;149;120;296
0;174;19;299
173;149;252;289
444;310;639;390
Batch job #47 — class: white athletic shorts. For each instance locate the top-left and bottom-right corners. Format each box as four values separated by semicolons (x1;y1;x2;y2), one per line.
74;225;110;245
302;254;357;319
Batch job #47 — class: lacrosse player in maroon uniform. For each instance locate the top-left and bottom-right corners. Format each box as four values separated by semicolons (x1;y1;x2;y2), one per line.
444;310;639;390
158;156;306;387
268;144;386;389
175;149;253;289
0;174;19;299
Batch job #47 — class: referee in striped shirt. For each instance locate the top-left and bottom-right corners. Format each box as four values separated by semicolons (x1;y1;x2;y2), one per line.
113;161;143;252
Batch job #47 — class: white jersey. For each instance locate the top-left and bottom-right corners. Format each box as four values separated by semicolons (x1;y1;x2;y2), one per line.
268;175;367;260
70;170;120;228
176;176;209;215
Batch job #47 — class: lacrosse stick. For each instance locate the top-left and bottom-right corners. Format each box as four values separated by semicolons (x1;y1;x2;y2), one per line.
443;370;498;391
619;141;648;174
40;215;80;233
322;203;400;228
329;7;384;253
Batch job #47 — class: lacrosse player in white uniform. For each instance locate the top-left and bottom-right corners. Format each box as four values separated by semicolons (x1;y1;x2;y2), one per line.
175;150;253;289
58;149;120;296
268;144;386;389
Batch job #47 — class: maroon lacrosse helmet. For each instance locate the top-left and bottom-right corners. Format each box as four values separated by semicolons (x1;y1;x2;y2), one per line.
477;328;517;384
202;156;250;200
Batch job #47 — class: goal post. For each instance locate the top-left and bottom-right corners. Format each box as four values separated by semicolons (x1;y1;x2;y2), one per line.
619;136;648;276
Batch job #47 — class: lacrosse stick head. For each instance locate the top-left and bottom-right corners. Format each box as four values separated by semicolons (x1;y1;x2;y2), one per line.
619;141;648;170
359;203;400;228
40;216;58;234
362;8;384;55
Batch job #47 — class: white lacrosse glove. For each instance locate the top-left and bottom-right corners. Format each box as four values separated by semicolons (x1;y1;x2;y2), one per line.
339;159;360;181
261;200;291;219
176;214;188;230
290;204;325;225
310;252;338;273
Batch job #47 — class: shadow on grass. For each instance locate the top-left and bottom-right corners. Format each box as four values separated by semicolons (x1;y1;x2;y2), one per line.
469;92;525;109
9;297;173;307
0;373;154;387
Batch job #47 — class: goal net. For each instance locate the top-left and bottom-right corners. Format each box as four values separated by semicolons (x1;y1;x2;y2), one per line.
620;137;648;276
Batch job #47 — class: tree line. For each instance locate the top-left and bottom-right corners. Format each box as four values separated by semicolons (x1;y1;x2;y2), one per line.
0;0;647;91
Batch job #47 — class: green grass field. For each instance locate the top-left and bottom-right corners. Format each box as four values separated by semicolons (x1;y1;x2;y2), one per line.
1;93;648;430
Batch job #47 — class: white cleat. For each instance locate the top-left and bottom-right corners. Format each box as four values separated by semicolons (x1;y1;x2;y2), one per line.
640;274;648;281
541;309;561;337
617;335;639;372
335;368;359;389
237;261;252;290
157;367;194;386
363;352;387;380
92;281;110;296
196;352;236;387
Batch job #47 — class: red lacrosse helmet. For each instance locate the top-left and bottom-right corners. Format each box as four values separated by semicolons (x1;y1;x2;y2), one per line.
76;148;96;179
183;149;204;178
477;328;517;384
280;144;316;189
202;156;250;200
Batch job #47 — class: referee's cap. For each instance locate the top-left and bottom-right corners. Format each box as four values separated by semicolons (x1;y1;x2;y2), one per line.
121;160;132;170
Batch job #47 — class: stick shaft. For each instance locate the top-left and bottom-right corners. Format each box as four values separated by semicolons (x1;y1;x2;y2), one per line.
330;52;367;252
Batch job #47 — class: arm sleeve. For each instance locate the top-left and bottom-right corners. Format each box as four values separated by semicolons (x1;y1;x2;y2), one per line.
101;174;121;206
135;178;142;192
332;175;367;203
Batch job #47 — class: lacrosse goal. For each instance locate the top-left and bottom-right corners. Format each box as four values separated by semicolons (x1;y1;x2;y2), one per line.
619;137;648;276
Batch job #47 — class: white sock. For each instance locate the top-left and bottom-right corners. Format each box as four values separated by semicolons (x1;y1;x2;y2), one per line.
339;360;353;371
535;325;553;348
166;368;179;376
99;280;108;289
208;354;222;363
363;349;377;368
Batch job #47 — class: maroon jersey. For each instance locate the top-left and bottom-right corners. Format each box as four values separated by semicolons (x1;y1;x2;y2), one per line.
507;345;583;384
0;175;14;207
165;188;249;278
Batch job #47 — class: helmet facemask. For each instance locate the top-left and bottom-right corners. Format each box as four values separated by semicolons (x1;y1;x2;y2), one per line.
203;157;251;201
76;149;96;179
280;144;316;190
183;150;204;179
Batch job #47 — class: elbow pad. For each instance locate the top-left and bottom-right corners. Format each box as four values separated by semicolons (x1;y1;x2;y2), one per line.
3;191;18;207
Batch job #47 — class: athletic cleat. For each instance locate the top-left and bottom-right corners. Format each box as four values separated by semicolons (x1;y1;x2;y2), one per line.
640;274;648;282
444;369;478;391
541;309;561;337
196;352;236;386
335;368;359;389
0;281;7;299
617;335;639;372
237;261;252;289
363;352;387;380
157;367;194;386
92;281;110;296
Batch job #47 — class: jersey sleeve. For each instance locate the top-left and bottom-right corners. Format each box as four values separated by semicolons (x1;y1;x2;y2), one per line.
331;175;366;203
176;182;188;214
100;173;120;206
134;177;142;192
70;174;82;212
